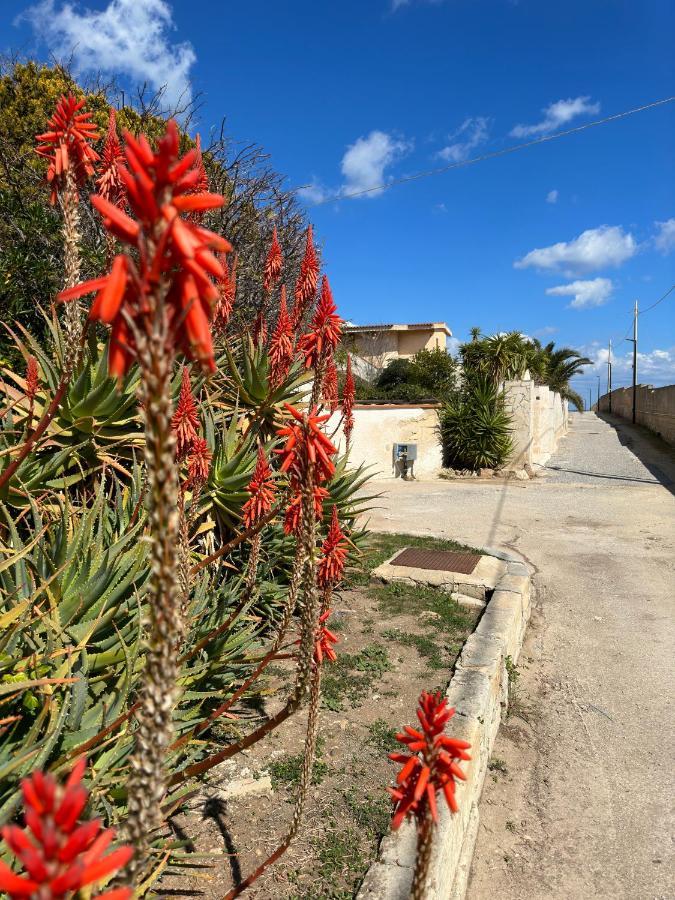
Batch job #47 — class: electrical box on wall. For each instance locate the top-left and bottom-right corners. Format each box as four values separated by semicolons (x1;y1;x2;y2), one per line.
393;443;417;461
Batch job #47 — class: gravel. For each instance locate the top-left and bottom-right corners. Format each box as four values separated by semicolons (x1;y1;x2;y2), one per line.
541;411;669;486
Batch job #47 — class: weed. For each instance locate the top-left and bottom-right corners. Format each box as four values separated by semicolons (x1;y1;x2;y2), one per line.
269;737;328;788
314;824;365;888
343;792;391;838
488;757;508;775
365;719;399;753
382;628;446;669
505;820;516;832
322;644;392;711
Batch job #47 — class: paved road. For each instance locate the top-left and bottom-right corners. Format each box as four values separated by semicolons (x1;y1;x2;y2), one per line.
365;413;675;900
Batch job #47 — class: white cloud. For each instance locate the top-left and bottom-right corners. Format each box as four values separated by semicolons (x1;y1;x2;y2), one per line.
515;225;637;274
654;218;675;254
436;117;489;163
340;130;410;198
546;278;614;309
546;189;559;204
511;96;600;138
581;342;675;386
22;0;195;108
296;180;330;205
533;325;558;337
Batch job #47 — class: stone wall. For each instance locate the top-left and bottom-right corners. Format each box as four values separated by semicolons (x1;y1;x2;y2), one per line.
503;377;568;469
331;381;568;479
327;404;443;479
598;384;675;447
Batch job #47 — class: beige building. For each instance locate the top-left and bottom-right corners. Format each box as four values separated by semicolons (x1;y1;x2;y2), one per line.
343;322;452;379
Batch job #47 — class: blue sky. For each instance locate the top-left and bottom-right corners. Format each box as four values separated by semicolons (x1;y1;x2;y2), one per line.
4;0;675;388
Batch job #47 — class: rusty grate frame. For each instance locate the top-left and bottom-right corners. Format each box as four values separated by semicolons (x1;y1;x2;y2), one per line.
390;548;482;574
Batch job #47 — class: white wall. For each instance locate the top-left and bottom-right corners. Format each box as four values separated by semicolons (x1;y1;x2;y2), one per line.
328;405;442;479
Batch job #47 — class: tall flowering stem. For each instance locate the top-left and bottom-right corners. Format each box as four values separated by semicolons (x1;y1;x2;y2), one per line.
36;94;100;355
97;109;126;264
389;692;471;899
0;759;133;899
268;285;295;387
59;120;228;876
342;354;355;449
293;225;319;327
298;275;343;407
263;226;283;293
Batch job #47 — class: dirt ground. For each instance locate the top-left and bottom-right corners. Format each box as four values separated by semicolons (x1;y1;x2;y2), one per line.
160;534;478;899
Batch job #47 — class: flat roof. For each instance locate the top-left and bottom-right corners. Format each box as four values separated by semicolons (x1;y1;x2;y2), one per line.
344;322;452;337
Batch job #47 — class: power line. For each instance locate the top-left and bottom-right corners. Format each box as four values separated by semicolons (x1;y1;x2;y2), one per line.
301;94;675;207
639;283;674;315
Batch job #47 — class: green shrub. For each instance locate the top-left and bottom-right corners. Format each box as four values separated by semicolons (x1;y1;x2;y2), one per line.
439;375;513;470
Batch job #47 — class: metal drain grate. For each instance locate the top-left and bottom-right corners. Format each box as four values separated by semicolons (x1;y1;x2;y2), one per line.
390;548;482;574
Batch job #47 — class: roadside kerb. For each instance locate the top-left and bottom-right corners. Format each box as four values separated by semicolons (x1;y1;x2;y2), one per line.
357;551;532;900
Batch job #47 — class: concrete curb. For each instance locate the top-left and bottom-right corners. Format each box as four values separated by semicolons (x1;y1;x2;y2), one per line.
357;552;532;900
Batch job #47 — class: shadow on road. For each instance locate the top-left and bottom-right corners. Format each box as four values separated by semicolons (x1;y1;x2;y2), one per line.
597;412;675;496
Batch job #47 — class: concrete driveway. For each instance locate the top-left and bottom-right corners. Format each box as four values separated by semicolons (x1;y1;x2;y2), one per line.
365;413;675;900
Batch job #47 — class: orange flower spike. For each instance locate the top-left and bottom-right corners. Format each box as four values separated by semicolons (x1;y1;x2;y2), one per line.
342;353;356;444
25;356;40;402
36;94;100;203
317;506;349;587
96;108;125;208
293;224;319;322
242;444;276;529
269;285;295;386
186;437;212;489
171;366;199;459
0;761;132;899
58;119;229;376
314;610;339;664
263;226;283;293
297;275;344;370
388;691;470;829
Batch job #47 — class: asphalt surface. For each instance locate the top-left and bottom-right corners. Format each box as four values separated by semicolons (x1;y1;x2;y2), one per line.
364;413;675;900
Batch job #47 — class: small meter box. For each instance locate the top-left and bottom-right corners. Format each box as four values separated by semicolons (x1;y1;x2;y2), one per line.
393;443;417;479
393;443;417;462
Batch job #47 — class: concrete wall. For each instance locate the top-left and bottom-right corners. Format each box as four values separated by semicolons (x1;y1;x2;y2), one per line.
328;404;443;479
504;377;568;469
332;381;568;479
598;383;675;447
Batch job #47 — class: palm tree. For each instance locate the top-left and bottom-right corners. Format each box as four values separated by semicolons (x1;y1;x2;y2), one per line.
545;346;592;410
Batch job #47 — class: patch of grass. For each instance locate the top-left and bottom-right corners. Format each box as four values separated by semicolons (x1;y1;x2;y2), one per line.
374;580;476;636
505;820;517;832
488;757;508;776
343;792;391;838
322;644;392;712
365;718;399;753
269;738;328;788
347;531;479;588
313;824;366;893
382;628;446;670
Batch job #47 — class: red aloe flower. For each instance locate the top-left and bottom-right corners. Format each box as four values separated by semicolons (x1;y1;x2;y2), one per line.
25;355;40;402
35;94;100;204
252;310;268;347
171;366;199;459
388;691;471;830
214;252;236;332
314;609;339;664
322;355;339;413
242;445;276;529
276;403;337;485
293;225;319;324
342;354;355;446
317;506;349;587
0;758;133;899
96;108;125;208
192;135;210;195
268;285;295;387
186;437;212;489
263;226;283;293
283;485;329;536
57;120;231;377
297;276;344;370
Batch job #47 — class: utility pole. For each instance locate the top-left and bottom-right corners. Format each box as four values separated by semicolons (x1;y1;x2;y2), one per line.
597;375;600;410
631;300;638;424
608;338;612;414
589;388;592;411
